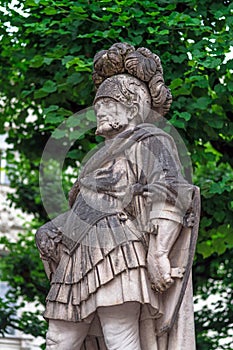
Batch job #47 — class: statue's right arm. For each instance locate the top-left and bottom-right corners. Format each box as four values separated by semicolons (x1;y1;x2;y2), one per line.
35;222;63;280
36;178;80;280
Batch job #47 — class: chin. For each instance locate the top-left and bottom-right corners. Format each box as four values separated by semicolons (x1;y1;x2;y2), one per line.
96;123;123;137
96;124;112;136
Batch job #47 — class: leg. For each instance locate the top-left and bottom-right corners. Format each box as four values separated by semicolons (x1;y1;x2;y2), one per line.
140;318;159;350
46;319;90;350
97;302;142;350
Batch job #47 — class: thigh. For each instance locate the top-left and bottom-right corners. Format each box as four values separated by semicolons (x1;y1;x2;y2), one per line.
46;319;90;350
97;302;142;350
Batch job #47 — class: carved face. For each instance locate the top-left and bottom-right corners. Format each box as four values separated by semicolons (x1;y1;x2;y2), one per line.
94;97;136;138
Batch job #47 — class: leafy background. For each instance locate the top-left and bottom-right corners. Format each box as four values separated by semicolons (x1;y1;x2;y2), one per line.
0;0;232;349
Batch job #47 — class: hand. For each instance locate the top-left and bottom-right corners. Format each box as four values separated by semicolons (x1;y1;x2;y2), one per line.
147;251;173;293
36;228;62;262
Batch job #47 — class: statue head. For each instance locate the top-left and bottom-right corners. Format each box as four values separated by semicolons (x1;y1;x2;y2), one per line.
94;74;151;137
93;42;172;136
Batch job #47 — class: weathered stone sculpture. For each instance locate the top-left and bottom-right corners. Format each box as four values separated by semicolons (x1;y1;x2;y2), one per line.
36;43;200;350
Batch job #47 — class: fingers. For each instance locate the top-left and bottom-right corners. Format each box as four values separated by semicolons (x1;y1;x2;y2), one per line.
163;273;173;287
147;257;174;293
151;276;173;293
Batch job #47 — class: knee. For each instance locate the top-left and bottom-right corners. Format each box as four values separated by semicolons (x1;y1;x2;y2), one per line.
46;326;60;350
98;302;141;350
46;320;89;350
46;326;79;350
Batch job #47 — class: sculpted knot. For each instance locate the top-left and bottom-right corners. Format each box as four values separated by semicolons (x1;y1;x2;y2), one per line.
125;47;161;82
93;43;135;87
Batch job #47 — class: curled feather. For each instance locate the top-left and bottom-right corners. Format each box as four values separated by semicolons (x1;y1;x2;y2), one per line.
125;50;157;82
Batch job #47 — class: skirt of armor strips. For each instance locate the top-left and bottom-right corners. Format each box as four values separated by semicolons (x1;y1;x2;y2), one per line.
43;215;163;322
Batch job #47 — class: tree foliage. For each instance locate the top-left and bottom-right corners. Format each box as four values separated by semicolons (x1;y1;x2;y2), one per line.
0;0;232;348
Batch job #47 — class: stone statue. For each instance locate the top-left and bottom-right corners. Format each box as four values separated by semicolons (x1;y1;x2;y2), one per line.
36;43;200;350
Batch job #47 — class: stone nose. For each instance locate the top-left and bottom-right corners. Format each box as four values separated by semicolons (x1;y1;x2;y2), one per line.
96;104;109;118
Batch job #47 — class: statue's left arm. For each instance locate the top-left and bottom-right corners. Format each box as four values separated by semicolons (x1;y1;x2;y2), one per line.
147;219;182;292
136;132;194;293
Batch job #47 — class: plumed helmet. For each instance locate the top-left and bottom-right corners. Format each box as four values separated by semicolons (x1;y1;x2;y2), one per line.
92;42;172;119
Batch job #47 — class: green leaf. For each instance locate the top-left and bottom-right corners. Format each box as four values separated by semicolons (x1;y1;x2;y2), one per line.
228;82;233;92
133;35;143;45
170;78;183;90
41;80;57;93
67;149;81;159
43;7;57;15
44;105;59;114
70;5;86;13
52;129;67;139
189;75;209;88
34;89;48;99
212;237;226;255
106;6;122;13
43;57;53;65
63;57;92;72
209;182;223;194
207;118;224;129
158;29;169;35
62;55;75;65
214;84;226;95
148;26;155;34
21;90;33;98
170;118;186;129
66;115;81;128
57;108;72;117
69;129;85;141
29;55;44;68
195;97;211;110
25;0;40;6
200;217;212;228
67;73;83;85
226;59;233;70
45;114;64;124
202;57;222;69
85;110;96;122
225;226;233;245
185;17;201;26
197;241;214;258
179;112;191;121
172;54;187;63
